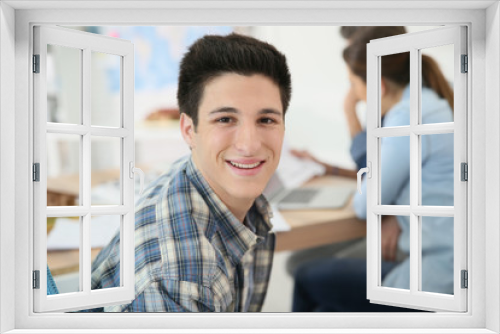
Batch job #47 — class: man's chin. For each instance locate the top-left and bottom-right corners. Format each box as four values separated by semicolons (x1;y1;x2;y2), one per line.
229;188;264;203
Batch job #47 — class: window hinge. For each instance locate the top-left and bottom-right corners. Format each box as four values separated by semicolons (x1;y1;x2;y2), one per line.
461;162;468;181
33;270;40;289
461;54;468;73
461;270;468;289
33;54;40;73
33;163;40;182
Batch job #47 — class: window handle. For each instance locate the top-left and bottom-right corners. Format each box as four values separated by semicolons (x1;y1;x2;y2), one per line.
357;162;372;194
129;161;145;195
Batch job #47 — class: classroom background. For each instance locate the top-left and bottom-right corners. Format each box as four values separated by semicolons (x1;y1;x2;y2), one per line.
45;25;453;311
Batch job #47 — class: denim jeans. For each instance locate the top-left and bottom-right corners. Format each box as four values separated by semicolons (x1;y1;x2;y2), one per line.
292;257;417;312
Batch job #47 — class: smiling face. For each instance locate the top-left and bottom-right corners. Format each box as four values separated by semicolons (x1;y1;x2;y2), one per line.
180;73;285;220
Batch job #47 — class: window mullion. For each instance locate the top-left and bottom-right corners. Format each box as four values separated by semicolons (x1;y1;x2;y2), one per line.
81;47;92;294
409;47;420;294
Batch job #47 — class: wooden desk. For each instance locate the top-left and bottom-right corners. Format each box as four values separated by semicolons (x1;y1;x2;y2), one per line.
48;248;102;276
274;175;366;252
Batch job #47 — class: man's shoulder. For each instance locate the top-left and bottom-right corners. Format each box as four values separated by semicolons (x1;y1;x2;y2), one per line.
135;156;190;208
134;156;221;286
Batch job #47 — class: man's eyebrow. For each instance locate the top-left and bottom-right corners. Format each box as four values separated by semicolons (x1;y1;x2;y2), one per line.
208;107;238;115
208;107;283;116
259;109;283;117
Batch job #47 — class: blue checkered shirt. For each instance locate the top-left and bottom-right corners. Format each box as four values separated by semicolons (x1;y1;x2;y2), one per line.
89;156;275;312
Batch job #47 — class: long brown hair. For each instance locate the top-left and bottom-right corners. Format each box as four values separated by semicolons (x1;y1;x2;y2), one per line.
342;27;454;111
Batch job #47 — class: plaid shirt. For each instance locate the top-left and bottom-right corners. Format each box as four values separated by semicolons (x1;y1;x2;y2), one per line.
89;156;275;312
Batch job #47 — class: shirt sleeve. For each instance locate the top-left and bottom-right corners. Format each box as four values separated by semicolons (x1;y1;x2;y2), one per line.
350;130;367;170
103;277;231;312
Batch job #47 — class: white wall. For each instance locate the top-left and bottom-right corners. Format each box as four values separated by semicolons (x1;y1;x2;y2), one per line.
485;2;500;332
252;26;355;168
0;2;16;333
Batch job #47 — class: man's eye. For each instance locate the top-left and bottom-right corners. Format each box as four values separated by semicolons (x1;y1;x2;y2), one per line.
217;117;232;123
260;118;276;124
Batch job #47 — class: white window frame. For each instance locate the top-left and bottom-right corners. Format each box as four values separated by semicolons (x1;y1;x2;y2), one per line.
365;26;467;312
0;1;498;333
33;25;136;312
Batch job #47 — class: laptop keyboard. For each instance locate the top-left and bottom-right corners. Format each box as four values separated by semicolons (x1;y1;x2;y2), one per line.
280;189;318;203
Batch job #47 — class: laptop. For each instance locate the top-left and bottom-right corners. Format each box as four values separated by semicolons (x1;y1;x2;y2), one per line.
263;173;355;210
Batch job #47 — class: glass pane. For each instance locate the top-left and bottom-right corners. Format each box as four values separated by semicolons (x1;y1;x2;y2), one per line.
421;133;454;206
46;216;81;294
420;44;454;124
91;136;121;205
381;52;410;127
380;215;410;290
91;215;121;290
47;133;80;206
46;44;82;124
420;216;454;295
91;52;121;127
380;136;410;205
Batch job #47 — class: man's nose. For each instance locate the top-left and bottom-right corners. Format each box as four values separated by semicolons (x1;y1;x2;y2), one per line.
234;123;261;154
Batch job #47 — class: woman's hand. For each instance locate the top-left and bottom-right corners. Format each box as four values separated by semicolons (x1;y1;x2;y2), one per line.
381;215;401;262
290;149;320;163
343;87;363;138
290;149;330;175
344;87;360;116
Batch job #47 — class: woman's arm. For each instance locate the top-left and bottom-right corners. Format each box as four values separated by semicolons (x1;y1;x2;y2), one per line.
344;87;363;138
290;149;357;179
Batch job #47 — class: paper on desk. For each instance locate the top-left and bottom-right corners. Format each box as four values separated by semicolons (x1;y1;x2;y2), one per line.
47;216;120;250
277;141;326;189
270;205;291;232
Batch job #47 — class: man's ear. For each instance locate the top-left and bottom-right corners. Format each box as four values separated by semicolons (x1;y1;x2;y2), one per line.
180;113;195;149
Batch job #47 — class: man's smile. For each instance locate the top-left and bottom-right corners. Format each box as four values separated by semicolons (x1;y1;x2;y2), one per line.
227;160;264;169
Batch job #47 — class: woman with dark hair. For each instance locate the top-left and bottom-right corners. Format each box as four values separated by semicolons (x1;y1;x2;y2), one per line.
292;27;454;312
293;26;408;175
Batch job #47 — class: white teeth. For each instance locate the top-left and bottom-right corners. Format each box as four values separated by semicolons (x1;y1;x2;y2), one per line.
229;161;261;169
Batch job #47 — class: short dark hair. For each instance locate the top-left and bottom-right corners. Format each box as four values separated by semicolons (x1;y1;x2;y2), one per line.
177;33;292;128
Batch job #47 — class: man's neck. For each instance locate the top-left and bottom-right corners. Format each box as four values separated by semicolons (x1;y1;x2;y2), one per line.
191;158;254;224
212;187;253;223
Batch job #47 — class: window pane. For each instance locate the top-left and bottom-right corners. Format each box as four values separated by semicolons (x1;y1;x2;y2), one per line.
380;136;410;205
46;216;81;294
421;133;454;206
381;52;410;128
380;215;409;290
420;44;454;124
47;44;82;124
91;136;121;205
420;216;454;295
91;215;121;290
91;52;121;128
47;133;80;206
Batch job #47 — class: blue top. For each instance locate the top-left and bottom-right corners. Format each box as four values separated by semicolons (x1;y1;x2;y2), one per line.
350;130;367;170
353;86;454;294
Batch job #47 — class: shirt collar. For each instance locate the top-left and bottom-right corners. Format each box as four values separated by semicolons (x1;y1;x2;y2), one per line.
184;156;273;266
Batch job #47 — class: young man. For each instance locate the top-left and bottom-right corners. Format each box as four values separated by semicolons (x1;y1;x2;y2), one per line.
89;33;292;312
